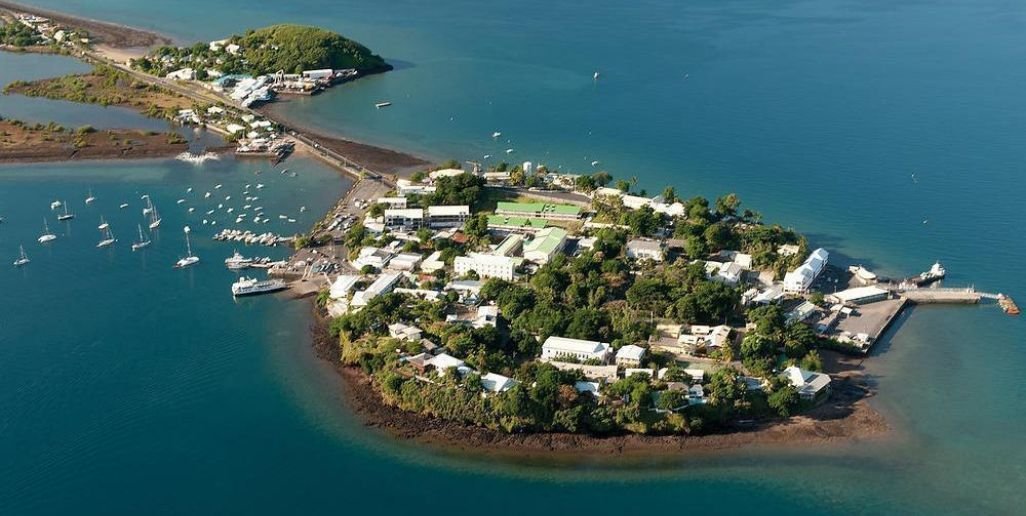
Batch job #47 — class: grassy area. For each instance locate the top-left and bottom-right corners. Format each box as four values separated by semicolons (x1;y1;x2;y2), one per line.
4;65;192;118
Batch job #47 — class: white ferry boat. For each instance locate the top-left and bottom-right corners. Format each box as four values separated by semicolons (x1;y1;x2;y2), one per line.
231;277;288;297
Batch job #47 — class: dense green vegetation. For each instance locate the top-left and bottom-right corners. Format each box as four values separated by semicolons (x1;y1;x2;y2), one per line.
0;21;42;47
238;25;390;74
133;24;390;77
4;65;191;119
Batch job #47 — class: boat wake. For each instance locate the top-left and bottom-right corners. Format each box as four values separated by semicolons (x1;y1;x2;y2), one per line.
176;152;221;165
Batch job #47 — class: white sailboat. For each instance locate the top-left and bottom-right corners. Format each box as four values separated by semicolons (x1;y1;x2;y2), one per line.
85;189;96;204
174;226;199;268
148;203;162;230
38;219;57;243
97;225;116;248
142;195;154;216
13;245;30;267
131;224;151;251
50;200;62;210
57;202;74;221
98;216;110;231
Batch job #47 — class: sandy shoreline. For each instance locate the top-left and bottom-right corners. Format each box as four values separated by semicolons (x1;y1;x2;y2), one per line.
310;310;892;460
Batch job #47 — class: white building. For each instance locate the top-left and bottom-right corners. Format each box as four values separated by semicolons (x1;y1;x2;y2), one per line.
783;366;832;401
522;227;567;264
387;253;423;271
383;208;424;231
301;69;334;81
425;353;468;376
827;286;890;305
784;248;829;293
166;68;196;81
541;336;612;363
420;250;446;274
388;323;423;342
329;275;360;300
626;239;664;262
705;261;744;285
481;372;517;393
396;180;437;196
353;247;394;270
377;197;408;209
474;305;499;328
454;253;521;281
350;272;401;308
677;325;731;351
426;205;470;228
615;344;647;367
428;168;465;180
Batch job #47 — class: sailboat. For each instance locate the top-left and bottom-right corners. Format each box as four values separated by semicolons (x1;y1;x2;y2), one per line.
98;216;110;231
57;202;74;221
174;226;199;268
148;203;162;230
142;195;153;216
97;225;116;248
38;219;57;243
131;224;151;251
13;245;30;267
85;189;96;204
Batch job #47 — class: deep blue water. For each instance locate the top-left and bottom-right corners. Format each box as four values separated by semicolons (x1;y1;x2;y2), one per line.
2;1;1025;514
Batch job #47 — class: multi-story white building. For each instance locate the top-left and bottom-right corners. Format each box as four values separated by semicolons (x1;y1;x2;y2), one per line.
541;336;612;363
383;208;425;231
626;239;665;262
453;253;521;281
426;205;470;228
784;248;829;293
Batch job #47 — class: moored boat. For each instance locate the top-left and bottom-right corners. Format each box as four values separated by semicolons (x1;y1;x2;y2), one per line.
231;276;288;297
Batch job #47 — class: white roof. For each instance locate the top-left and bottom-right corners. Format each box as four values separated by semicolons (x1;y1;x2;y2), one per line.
384;208;424;219
627;239;662;252
427;205;470;216
543;336;611;355
624;368;655;378
481;372;517;393
366;272;401;295
427;353;465;370
429;168;465;180
616;344;646;361
783;366;831;396
329;275;359;299
831;286;889;303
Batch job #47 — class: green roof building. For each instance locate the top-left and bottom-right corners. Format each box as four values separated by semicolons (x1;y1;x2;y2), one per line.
495;202;582;220
523;227;568;264
487;215;549;231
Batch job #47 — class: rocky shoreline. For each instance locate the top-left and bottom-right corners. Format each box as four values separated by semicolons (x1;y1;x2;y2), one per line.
310;309;891;459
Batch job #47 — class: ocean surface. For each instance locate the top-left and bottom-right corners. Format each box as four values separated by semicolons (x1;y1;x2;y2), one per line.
2;0;1025;514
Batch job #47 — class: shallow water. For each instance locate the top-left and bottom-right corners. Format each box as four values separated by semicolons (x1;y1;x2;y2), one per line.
2;1;1025;514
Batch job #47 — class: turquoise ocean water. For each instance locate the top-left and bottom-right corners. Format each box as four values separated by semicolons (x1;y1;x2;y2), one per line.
2;1;1025;513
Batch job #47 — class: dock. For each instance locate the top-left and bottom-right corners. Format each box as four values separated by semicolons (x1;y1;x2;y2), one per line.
899;287;982;304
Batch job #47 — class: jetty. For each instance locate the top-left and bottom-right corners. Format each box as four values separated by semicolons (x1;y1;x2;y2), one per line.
899;287;983;304
998;295;1020;315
